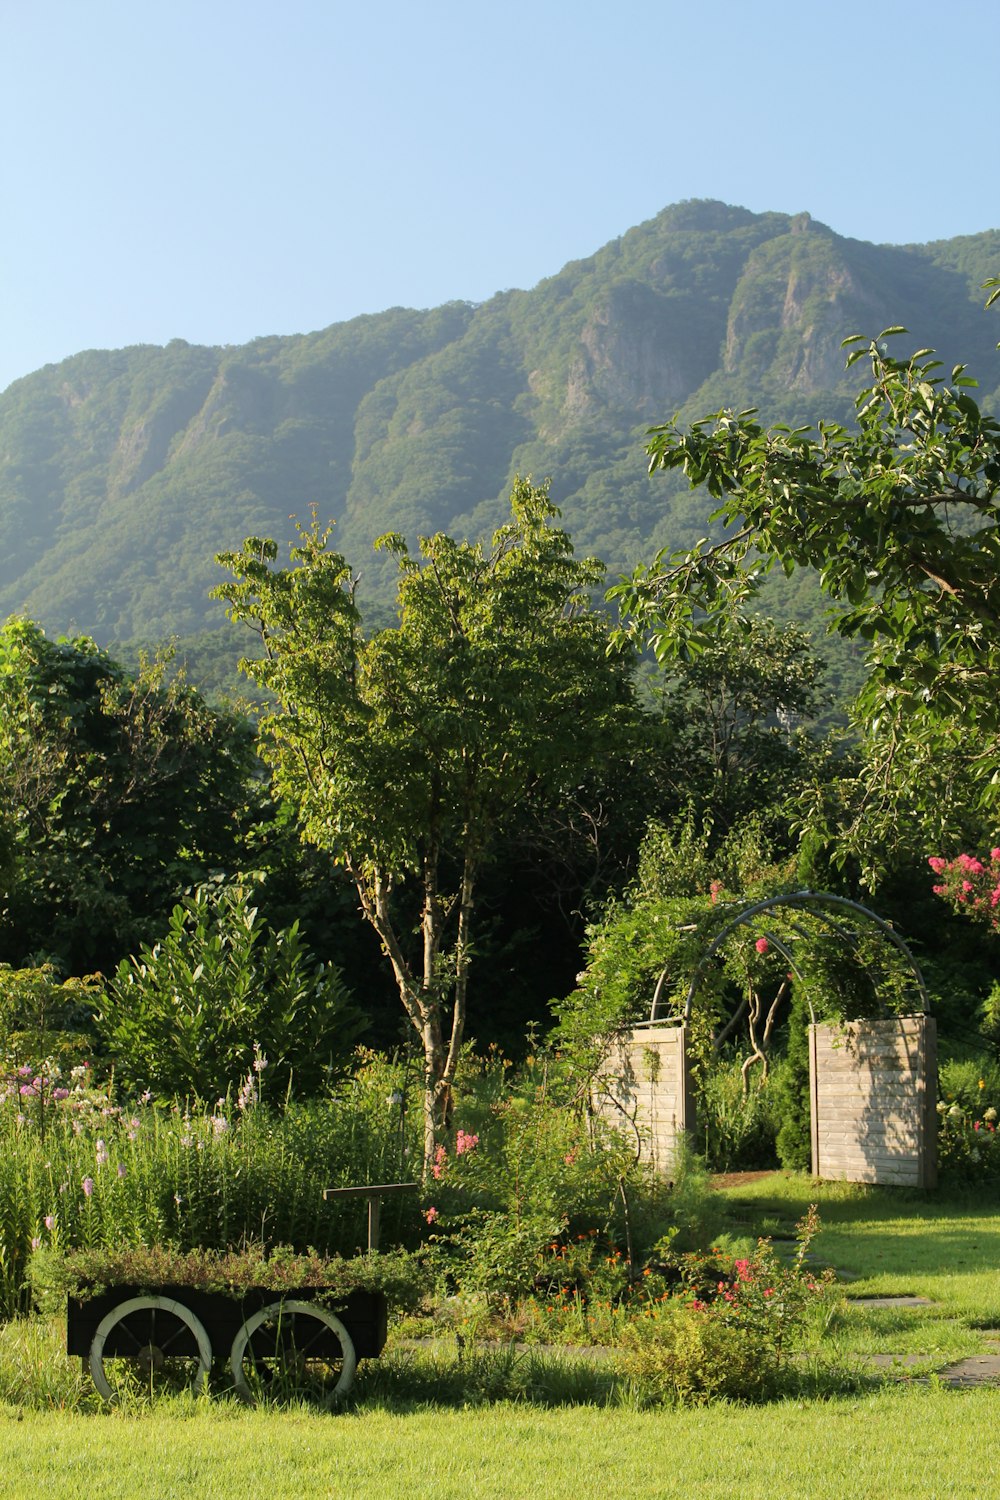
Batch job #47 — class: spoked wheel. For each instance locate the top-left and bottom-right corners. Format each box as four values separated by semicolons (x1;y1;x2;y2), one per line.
89;1295;213;1404
230;1299;357;1409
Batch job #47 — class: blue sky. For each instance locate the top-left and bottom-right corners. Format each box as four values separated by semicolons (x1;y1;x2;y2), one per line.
2;0;997;394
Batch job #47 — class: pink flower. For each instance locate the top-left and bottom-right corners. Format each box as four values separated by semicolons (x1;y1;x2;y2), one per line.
43;1215;55;1232
709;880;723;905
755;937;770;955
81;1177;94;1199
734;1258;751;1281
763;1288;774;1297
455;1130;479;1156
991;848;1000;863
928;856;947;873
117;1162;127;1178
424;1206;439;1224
564;1150;578;1166
431;1144;447;1180
30;1237;41;1252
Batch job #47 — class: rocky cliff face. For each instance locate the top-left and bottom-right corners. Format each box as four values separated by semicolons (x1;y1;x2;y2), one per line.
568;281;715;418
723;226;884;392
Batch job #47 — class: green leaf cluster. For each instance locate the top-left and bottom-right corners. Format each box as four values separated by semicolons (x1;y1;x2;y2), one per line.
99;882;363;1101
0;619;260;972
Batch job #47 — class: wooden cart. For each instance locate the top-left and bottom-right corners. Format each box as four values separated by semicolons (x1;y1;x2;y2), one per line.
67;1283;387;1407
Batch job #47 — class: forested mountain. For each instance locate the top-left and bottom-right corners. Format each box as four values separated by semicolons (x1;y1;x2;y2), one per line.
1;200;998;663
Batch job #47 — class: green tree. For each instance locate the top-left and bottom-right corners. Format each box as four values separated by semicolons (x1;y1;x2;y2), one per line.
0;619;259;971
644;615;830;836
215;480;633;1169
613;311;1000;861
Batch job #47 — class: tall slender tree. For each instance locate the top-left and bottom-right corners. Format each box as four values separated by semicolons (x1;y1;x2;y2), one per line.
216;480;632;1170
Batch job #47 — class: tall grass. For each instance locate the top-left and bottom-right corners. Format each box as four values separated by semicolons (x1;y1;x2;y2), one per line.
697;1055;780;1171
0;1051;423;1318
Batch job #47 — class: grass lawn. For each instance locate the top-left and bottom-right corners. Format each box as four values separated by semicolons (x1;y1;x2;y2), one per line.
2;1389;1000;1499
713;1173;1000;1361
3;1177;1000;1497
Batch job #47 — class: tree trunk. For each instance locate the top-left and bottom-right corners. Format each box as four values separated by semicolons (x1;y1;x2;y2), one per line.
352;855;476;1180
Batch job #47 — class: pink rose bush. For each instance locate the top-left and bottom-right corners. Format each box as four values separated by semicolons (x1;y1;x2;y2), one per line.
929;848;1000;929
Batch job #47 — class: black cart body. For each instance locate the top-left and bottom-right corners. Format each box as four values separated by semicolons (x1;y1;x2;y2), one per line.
68;1284;387;1361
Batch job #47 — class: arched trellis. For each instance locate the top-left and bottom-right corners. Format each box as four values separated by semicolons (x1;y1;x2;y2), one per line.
595;889;937;1187
647;889;929;1025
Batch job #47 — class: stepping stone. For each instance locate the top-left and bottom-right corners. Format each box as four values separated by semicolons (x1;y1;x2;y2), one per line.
937;1355;1000;1387
846;1295;935;1308
860;1353;938;1369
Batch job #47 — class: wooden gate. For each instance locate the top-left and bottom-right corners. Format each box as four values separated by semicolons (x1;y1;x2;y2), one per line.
591;1019;694;1174
809;1015;937;1187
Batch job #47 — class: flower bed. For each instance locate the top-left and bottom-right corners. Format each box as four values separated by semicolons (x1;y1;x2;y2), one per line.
33;1242;424;1310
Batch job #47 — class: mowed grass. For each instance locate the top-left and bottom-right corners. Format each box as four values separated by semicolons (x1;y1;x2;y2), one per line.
3;1178;1000;1498
715;1173;1000;1358
715;1173;1000;1309
2;1389;1000;1499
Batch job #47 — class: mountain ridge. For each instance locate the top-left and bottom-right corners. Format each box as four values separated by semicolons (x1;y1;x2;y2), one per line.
1;199;997;654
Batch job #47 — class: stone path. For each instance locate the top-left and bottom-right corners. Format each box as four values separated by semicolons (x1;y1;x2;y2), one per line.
847;1294;935;1308
398;1304;1000;1387
937;1354;1000;1386
845;1295;1000;1387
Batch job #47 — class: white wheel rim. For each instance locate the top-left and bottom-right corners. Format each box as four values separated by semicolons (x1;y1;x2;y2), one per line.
230;1299;356;1408
89;1295;213;1403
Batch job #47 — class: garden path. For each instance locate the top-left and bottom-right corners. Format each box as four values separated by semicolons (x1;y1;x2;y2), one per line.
399;1310;1000;1386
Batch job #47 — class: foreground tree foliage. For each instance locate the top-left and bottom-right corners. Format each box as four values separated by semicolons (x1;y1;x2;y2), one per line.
216;480;633;1170
0;620;259;971
614;313;1000;860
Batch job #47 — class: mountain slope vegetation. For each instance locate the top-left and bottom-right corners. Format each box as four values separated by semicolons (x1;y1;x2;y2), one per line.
1;200;997;656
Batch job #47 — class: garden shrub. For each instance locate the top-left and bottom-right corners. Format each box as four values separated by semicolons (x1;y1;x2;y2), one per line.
0;965;99;1084
619;1206;833;1404
773;987;813;1170
940;1054;1000;1110
98;881;363;1101
937;1056;1000;1185
981;982;1000;1055
697;1054;780;1172
620;1302;784;1404
422;1056;681;1311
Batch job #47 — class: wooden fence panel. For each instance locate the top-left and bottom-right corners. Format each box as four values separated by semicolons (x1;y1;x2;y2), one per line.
591;1022;693;1174
810;1016;937;1187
